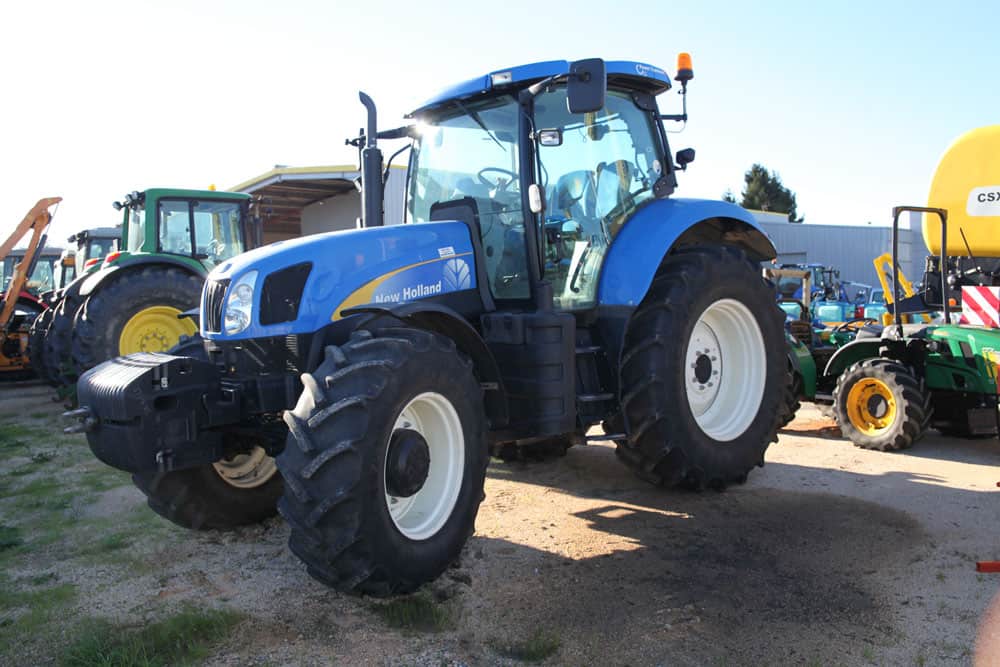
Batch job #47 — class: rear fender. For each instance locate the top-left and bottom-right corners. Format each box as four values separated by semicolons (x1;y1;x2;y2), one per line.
79;256;203;297
598;198;775;307
340;302;508;429
787;333;817;398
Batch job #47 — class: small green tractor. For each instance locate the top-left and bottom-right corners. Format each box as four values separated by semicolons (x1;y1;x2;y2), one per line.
787;206;1000;449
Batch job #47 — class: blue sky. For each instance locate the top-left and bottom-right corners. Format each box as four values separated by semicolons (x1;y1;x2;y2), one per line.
2;0;997;242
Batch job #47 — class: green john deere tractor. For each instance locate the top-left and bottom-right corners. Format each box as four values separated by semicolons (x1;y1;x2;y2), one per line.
45;189;259;388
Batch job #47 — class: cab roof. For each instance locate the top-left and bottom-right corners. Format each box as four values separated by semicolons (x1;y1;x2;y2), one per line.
408;59;672;118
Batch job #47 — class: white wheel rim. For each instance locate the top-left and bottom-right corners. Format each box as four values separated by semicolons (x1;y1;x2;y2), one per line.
212;446;278;489
384;392;464;541
684;298;766;441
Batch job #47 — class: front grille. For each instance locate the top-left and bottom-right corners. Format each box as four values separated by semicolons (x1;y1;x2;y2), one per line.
202;278;230;333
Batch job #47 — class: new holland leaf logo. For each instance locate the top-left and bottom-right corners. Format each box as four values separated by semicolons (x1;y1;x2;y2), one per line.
443;258;471;291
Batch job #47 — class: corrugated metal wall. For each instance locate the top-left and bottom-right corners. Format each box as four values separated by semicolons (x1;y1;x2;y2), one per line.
761;222;925;290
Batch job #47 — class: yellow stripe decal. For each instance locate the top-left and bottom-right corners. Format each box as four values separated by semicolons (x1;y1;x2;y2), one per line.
331;252;473;320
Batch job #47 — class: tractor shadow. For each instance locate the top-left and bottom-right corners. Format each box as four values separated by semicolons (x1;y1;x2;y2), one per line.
470;441;993;665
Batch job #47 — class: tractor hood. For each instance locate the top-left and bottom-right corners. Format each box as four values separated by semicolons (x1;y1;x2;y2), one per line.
202;221;477;340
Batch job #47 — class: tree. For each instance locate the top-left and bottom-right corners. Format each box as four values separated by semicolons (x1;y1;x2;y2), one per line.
721;189;737;204
737;164;803;222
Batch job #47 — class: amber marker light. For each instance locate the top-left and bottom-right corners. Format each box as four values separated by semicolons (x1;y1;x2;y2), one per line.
104;251;122;264
675;52;694;83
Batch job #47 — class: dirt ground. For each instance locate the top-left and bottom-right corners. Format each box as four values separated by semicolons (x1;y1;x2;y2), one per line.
2;379;999;666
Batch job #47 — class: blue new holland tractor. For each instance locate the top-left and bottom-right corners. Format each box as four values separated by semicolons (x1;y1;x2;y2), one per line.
69;57;791;595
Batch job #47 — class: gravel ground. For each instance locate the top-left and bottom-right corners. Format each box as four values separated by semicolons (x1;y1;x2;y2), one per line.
1;381;999;665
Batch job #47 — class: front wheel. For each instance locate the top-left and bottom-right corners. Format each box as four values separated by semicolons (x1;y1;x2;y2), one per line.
132;448;283;530
129;333;283;529
833;358;930;451
613;245;787;489
276;328;488;596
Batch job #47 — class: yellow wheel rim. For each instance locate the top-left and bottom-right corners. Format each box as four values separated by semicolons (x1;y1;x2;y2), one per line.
118;306;197;355
212;447;278;489
845;378;897;435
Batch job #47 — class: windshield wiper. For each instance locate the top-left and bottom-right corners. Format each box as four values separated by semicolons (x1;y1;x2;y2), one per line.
455;99;506;152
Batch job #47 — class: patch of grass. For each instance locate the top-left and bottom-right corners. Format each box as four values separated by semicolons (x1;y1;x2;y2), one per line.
30;451;54;464
373;593;451;632
76;532;130;557
61;605;242;667
862;645;876;662
0;581;77;654
493;629;561;663
0;526;22;551
27;572;57;586
28;412;49;420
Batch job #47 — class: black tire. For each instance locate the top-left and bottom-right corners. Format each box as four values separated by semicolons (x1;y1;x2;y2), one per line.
45;292;84;387
611;245;787;489
833;358;930;451
276;328;488;596
71;267;202;374
27;307;54;384
132;459;283;530
130;333;283;530
777;366;802;430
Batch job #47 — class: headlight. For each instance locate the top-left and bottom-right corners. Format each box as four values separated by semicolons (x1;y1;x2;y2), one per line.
224;270;257;335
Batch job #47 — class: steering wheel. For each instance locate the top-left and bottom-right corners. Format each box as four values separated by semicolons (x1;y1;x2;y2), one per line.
834;317;878;334
478;167;517;191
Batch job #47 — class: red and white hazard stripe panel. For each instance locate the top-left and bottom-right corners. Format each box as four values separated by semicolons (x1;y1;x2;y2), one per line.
961;286;1000;328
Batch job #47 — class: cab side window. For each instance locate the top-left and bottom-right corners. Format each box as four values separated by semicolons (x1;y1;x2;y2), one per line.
159;201;192;255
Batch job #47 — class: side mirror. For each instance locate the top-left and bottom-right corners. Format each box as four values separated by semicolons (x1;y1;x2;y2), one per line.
537;129;563;147
567;58;606;114
676;148;696;170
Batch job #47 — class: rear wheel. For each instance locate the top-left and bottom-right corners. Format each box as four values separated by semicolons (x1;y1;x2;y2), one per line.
45;292;84;388
130;334;282;530
71;267;200;375
612;245;787;489
277;328;488;596
27;307;54;384
833;358;930;451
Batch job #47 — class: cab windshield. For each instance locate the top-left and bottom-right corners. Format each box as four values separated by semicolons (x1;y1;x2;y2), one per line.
157;199;246;269
407;96;529;299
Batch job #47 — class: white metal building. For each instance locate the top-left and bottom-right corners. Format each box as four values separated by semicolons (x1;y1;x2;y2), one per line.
752;210;925;290
230;165;407;243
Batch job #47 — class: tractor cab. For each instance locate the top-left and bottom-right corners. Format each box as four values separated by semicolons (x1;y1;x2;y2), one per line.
110;189;254;272
69;227;120;275
2;246;63;299
405;60;678;311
